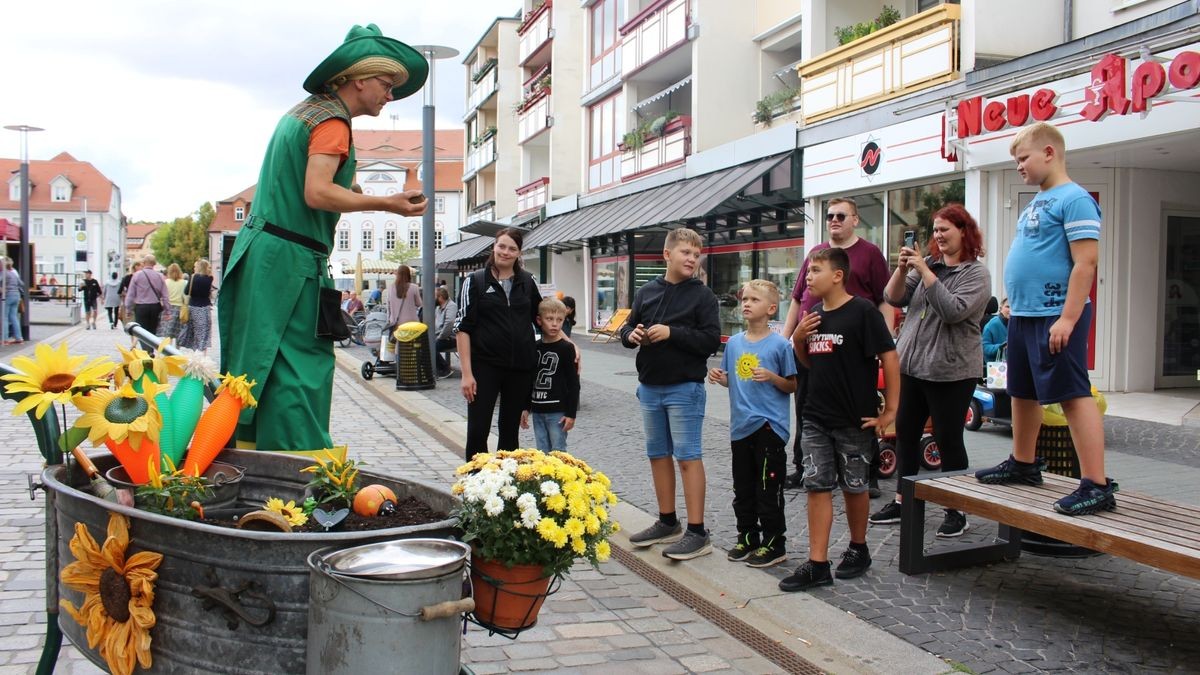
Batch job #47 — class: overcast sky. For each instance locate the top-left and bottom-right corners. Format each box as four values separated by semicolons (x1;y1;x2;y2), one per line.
2;0;518;221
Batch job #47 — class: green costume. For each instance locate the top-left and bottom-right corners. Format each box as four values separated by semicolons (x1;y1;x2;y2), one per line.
218;24;428;451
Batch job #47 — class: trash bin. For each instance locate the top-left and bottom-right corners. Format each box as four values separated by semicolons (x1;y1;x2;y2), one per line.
393;321;435;391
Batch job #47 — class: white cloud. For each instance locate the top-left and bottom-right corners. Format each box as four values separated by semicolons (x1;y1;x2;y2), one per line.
2;0;519;220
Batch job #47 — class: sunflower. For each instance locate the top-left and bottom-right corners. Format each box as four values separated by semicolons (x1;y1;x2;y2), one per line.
735;352;760;380
60;513;162;675
73;381;165;450
114;341;186;388
1;342;114;419
264;498;309;526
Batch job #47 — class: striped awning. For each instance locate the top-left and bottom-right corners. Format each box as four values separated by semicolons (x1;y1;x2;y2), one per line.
435;234;494;268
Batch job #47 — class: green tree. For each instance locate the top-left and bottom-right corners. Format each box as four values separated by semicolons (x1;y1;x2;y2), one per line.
383;243;421;264
150;202;213;270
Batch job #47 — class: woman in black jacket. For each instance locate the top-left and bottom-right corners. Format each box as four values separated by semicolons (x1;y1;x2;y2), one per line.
455;228;543;458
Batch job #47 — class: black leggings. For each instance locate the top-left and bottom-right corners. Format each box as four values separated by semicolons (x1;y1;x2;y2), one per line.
732;423;788;543
106;307;119;326
465;361;535;459
895;374;977;480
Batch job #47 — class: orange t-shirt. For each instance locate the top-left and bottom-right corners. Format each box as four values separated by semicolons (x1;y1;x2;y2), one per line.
309;119;350;162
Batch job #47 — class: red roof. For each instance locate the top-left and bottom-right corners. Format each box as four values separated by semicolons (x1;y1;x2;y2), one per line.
210;185;255;234
0;151;117;212
126;222;160;242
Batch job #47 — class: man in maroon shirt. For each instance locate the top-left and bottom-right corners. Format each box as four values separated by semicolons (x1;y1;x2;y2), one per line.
782;197;892;492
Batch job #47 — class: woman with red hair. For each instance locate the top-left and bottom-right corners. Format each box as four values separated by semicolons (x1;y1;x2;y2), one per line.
869;204;992;537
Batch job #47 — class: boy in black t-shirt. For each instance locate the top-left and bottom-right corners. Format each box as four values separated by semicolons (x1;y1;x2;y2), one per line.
780;247;899;592
521;298;580;451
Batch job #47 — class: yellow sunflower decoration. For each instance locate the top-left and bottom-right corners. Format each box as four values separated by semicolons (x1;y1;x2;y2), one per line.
735;352;760;380
264;498;309;527
1;342;114;418
60;513;162;675
73;381;165;450
114;341;186;388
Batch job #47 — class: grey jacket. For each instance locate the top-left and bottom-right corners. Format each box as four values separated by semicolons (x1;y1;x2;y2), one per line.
891;258;991;381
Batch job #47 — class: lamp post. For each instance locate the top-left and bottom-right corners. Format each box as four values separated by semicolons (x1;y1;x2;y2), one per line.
5;124;44;342
411;45;459;383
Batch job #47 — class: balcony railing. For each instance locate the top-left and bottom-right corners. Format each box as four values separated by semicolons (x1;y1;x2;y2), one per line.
620;0;689;77
518;0;553;65
620;116;690;181
516;177;550;214
797;3;961;123
466;201;496;225
466;67;498;113
517;92;551;144
463;135;497;178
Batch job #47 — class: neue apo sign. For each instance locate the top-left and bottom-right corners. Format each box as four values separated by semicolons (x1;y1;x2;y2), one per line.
956;50;1200;139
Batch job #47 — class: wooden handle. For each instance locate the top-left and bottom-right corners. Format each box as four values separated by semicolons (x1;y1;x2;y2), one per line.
419;598;475;621
71;447;101;479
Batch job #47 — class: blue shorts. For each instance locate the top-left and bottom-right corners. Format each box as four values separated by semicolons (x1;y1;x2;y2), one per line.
1006;304;1093;405
800;419;874;494
637;381;706;461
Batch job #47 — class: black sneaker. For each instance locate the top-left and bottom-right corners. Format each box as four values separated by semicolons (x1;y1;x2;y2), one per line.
778;560;833;592
628;520;683;548
726;533;759;562
834;546;872;579
868;474;882;499
975;455;1044;485
663;529;712;560
869;500;902;525
936;509;969;538
1053;478;1118;516
784;471;805;490
745;539;787;568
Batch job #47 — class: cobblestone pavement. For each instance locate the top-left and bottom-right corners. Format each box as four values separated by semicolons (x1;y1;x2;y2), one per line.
386;339;1200;674
0;327;781;674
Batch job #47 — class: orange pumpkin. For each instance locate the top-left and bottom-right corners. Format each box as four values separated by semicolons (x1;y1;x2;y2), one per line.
353;484;398;517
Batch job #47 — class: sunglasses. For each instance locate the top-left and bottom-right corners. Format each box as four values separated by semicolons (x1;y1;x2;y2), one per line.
825;212;851;222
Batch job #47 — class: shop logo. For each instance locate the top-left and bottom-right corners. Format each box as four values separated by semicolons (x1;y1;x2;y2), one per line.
859;139;882;177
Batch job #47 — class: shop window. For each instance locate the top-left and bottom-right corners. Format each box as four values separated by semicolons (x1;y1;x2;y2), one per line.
709;250;753;338
821;193;885;251
885;179;965;268
591;257;623;329
761;244;803;324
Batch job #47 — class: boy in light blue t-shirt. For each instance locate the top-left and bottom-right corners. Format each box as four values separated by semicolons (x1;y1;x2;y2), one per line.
709;280;797;568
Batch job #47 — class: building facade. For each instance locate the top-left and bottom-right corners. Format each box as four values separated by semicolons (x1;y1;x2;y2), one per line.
0;151;125;282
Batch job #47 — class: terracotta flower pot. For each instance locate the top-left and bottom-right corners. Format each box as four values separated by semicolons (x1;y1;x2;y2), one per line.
469;557;552;631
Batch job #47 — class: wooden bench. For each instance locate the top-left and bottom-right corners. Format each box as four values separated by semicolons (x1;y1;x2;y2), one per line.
590;308;631;344
899;470;1200;579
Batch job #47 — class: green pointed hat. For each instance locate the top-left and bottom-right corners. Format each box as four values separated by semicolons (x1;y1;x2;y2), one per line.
304;24;429;100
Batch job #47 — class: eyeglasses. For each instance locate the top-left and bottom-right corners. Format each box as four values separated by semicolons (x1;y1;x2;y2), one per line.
826;212;851;222
371;76;396;93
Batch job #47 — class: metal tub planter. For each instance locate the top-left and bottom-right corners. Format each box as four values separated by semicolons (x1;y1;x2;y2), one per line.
43;448;460;675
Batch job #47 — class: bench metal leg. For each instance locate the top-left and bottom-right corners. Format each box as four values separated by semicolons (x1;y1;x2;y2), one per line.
898;471;1023;575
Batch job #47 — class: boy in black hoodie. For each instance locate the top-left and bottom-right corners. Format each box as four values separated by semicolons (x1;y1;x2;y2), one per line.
620;228;721;560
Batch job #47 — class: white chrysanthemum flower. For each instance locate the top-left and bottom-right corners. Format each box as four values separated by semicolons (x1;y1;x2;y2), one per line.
520;507;541;529
516;493;538;511
539;481;561;496
483;496;505;516
500;458;519;474
499;485;519;500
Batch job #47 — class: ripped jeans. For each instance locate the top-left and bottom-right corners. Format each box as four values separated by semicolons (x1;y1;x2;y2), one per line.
800;420;874;494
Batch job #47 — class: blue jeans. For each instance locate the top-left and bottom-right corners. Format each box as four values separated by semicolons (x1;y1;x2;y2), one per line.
3;295;20;342
531;411;569;452
636;381;706;461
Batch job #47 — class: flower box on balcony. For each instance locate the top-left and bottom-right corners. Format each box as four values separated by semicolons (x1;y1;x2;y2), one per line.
471;58;498;83
518;0;552;36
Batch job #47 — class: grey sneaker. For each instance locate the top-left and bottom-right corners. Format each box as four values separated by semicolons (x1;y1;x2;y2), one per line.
662;529;712;560
628;520;683;548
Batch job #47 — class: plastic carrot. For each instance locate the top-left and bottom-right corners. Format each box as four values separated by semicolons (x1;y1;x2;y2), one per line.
183;374;257;476
155;390;178;468
106;437;160;485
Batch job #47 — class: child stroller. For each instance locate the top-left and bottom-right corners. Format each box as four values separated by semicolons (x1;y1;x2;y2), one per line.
359;310;397;380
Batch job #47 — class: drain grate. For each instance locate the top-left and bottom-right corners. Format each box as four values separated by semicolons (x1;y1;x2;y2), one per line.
612;544;826;675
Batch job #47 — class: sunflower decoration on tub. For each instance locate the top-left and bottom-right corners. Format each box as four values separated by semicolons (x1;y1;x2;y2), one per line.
2;342;114;419
453;450;620;576
60;512;163;675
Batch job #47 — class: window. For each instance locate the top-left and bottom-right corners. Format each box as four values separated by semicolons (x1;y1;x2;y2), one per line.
7;180;18;201
337;229;350;251
434;226;444;250
589;0;620;89
75;218;86;233
365;172;397;182
52;183;70;202
435;197;445;214
408;228;420;250
819;179;965;266
54;256;66;274
588;92;625;191
385;229;396;251
32;217;44;236
361;225;374;251
234;206;245;221
53;218;65;236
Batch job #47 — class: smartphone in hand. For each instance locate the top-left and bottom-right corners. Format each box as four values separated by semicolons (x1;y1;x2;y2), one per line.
903;230;916;250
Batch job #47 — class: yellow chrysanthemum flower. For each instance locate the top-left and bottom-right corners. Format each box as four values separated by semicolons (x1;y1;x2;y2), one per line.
564;517;585;537
544;494;567;513
264;498;308;526
515;465;537;481
2;342;114;419
72;381;164;450
736;352;760;380
537;462;556;477
114;341;185;388
568;497;589;519
595;506;608;523
536;517;560;542
585;514;601;535
451;483;465;495
596;540;611;562
571;536;587;555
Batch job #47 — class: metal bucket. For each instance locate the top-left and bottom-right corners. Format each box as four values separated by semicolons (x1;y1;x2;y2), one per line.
44;449;460;674
307;540;473;675
105;460;246;510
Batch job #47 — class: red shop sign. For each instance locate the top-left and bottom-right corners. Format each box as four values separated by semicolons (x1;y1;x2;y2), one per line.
956;50;1200;139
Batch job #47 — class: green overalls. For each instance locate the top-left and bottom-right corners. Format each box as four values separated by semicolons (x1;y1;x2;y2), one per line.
218;94;356;451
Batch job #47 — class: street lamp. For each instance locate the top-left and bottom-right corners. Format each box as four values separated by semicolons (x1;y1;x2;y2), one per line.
410;44;458;384
5;124;44;342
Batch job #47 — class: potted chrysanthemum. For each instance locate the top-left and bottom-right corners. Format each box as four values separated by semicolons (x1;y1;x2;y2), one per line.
452;449;619;632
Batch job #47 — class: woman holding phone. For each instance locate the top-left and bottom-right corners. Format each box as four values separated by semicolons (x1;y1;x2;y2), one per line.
869;204;991;537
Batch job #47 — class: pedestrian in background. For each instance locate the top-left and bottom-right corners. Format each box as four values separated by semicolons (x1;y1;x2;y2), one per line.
177;259;215;353
103;272;122;329
161;263;188;339
2;258;24;344
124;254;169;336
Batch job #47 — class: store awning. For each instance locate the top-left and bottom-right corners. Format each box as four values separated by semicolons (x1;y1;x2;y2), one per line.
0;218;19;240
338;259;410;275
435;234;494;267
522;154;792;250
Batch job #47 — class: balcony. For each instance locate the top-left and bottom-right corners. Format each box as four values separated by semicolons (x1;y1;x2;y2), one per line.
517;90;551;144
620;0;690;79
466;201;496;225
516;177;550;215
466;64;498;114
797;4;960;124
463;134;497;179
620;115;690;181
518;0;553;67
